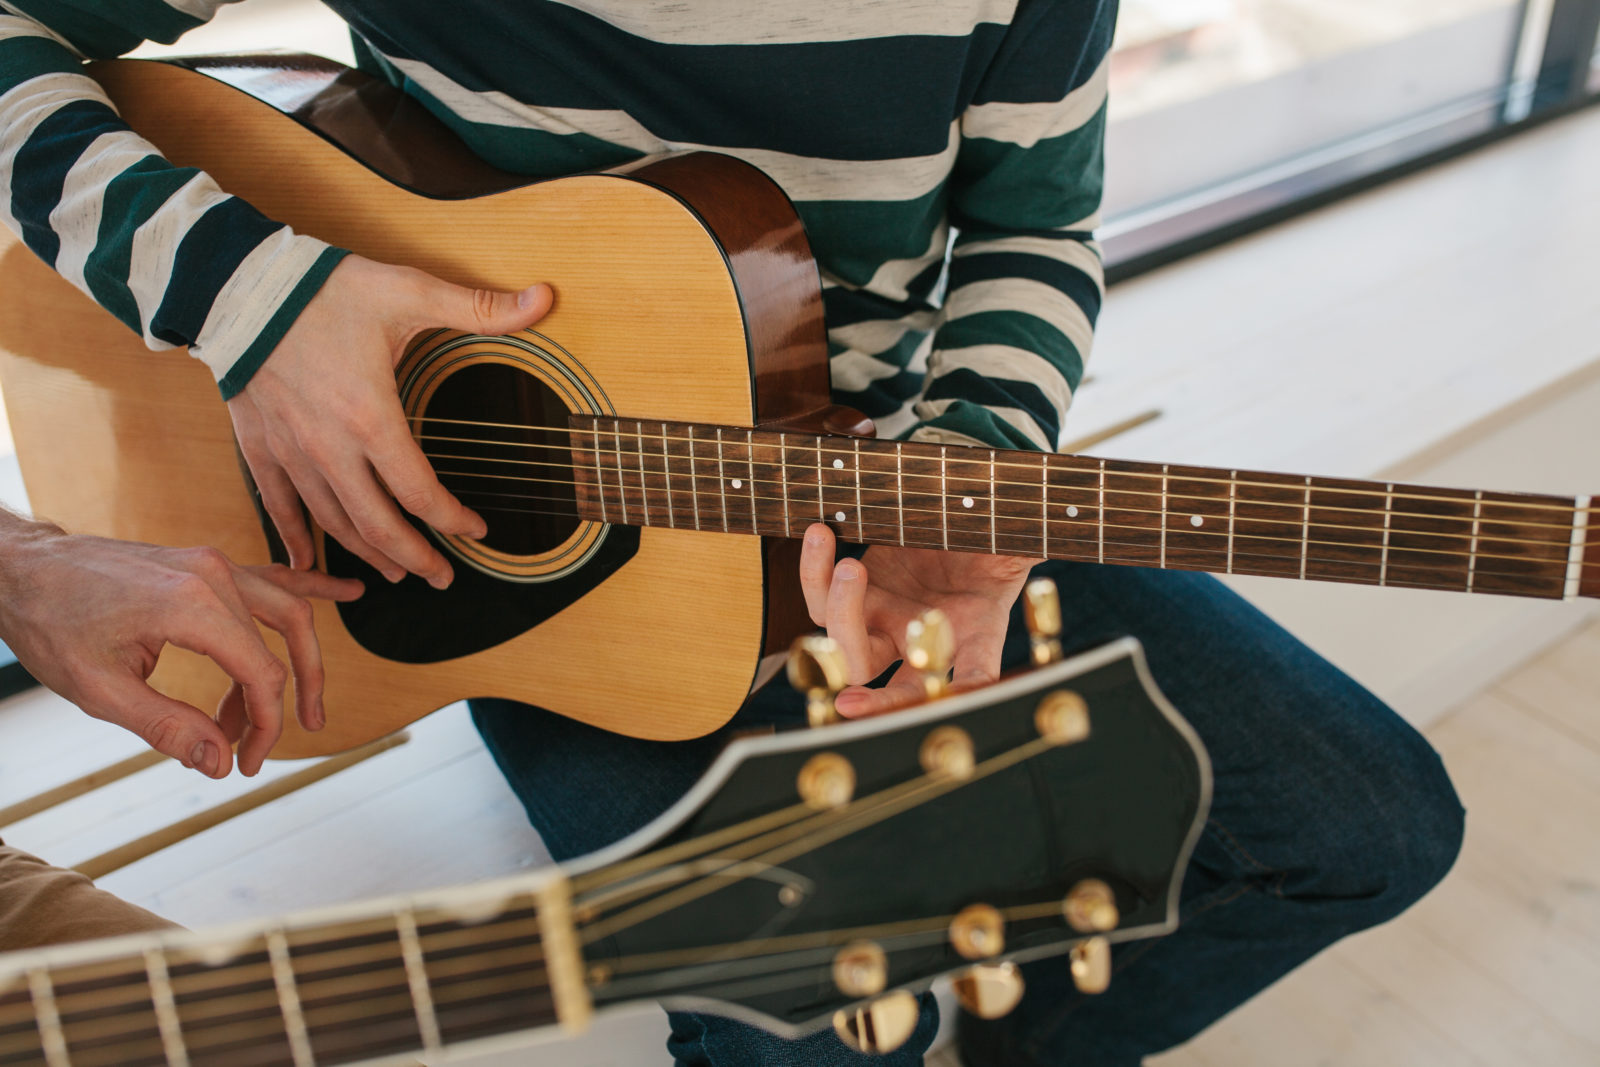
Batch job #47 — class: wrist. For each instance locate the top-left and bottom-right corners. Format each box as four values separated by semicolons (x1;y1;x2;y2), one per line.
0;510;67;643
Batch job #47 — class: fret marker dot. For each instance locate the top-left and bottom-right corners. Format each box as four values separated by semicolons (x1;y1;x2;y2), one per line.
962;496;975;509
1191;515;1204;527
1066;505;1079;518
731;478;742;489
835;510;846;522
833;458;845;469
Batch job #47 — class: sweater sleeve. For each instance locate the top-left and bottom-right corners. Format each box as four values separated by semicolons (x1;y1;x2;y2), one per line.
905;0;1113;453
0;0;347;398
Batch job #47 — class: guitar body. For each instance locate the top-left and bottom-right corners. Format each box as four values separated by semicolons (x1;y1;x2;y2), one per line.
0;57;833;753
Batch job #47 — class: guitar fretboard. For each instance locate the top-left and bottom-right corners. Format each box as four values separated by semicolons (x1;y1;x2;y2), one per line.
571;418;1599;601
0;893;561;1067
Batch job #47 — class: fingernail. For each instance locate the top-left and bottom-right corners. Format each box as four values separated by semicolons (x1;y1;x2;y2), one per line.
310;699;326;731
428;571;451;591
385;568;405;584
838;563;858;581
516;283;544;310
805;527;824;545
191;741;219;777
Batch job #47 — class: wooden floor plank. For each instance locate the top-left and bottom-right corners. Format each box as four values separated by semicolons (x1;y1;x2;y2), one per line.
1490;618;1600;754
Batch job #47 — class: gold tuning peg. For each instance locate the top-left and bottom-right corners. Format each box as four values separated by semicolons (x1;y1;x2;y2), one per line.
1069;936;1112;995
952;962;1026;1020
833;990;919;1054
905;608;954;700
1063;879;1119;934
1024;579;1063;665
788;635;849;727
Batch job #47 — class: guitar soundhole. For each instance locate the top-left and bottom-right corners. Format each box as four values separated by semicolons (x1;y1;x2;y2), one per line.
420;362;579;557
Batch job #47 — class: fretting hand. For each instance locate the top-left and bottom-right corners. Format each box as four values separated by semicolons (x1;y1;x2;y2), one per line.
798;521;1040;718
0;518;363;777
227;254;554;589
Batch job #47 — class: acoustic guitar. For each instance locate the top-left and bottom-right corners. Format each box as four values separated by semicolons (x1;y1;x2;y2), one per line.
0;633;1211;1065
0;55;1594;756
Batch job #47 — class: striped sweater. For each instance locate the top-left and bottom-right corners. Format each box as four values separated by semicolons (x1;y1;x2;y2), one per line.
0;0;1111;452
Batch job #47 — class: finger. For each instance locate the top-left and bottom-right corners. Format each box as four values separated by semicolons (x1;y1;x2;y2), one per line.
799;523;836;625
236;569;327;733
288;462;408;584
248;563;364;602
331;455;457;589
217;680;249;744
102;677;235;778
825;557;892;685
237;423;316;571
164;604;288;776
951;625;1007;688
367;404;488;542
425;278;554;338
836;662;924;719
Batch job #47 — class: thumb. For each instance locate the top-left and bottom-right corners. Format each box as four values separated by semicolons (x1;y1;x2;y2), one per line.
428;279;554;336
110;680;236;779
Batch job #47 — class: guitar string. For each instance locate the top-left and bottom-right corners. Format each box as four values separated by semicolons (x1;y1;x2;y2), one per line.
417;437;1587;536
405;415;1600;519
423;460;1582;557
422;470;1587;581
433;488;1584;590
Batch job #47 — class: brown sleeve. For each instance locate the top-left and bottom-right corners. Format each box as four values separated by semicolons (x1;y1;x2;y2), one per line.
0;842;178;952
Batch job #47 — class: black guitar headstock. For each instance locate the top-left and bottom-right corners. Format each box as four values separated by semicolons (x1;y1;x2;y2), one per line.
566;589;1212;1052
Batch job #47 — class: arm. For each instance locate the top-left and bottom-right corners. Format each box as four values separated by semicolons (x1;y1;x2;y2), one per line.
801;0;1113;713
0;509;363;777
0;2;552;585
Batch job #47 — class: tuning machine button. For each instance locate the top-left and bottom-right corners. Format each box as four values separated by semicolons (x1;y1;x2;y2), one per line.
1063;878;1119;934
919;725;976;781
798;752;855;810
1024;578;1063;665
948;903;1005;961
1069;936;1112;995
788;635;849;727
1035;690;1090;746
905;608;954;700
833;990;919;1054
952;962;1026;1020
832;941;888;998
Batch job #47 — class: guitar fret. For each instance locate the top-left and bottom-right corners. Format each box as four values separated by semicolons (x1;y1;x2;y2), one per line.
816;439;825;523
778;433;791;536
614;426;628;526
1301;476;1312;581
747;429;759;532
896;445;906;546
635;423;648;523
266;929;317;1067
687;426;701;531
940;447;949;551
591;424;608;525
1380;484;1394;586
395;907;442;1053
1159;464;1169;570
854;438;865;542
1041;453;1049;558
144;947;190;1067
28;967;70;1067
660;423;675;528
1097;458;1106;564
1467;491;1483;593
989;451;997;555
716;429;728;531
1566;495;1591;600
1226;473;1237;575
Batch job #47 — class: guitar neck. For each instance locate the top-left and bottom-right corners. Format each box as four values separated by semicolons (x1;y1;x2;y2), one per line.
0;877;585;1067
573;417;1600;601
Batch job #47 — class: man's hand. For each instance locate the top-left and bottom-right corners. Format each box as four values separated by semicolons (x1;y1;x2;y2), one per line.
227;255;555;588
798;522;1039;718
0;521;363;777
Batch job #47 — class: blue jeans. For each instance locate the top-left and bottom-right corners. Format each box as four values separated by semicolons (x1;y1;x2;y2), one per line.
472;562;1464;1065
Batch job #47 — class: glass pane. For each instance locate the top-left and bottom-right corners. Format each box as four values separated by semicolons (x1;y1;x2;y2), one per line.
1105;0;1524;221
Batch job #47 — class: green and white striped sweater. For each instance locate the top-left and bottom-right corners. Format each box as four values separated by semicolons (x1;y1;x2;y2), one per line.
0;0;1111;452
